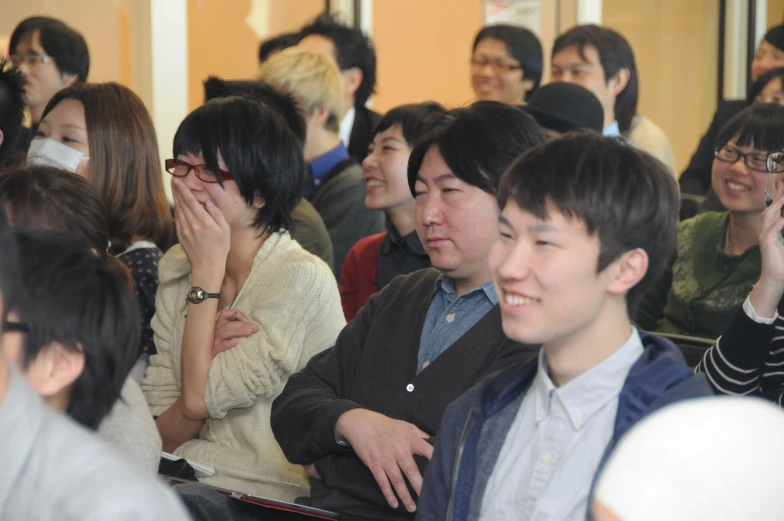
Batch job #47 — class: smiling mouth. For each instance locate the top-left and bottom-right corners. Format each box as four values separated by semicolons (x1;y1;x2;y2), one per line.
366;180;385;188
726;179;752;192
503;291;540;306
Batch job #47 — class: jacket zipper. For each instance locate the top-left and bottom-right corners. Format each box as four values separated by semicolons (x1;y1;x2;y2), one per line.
446;413;477;521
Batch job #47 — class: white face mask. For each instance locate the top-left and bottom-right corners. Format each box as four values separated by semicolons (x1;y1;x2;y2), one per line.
27;138;89;173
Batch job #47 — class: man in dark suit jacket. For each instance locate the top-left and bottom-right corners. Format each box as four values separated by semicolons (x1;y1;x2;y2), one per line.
680;25;784;199
299;13;381;162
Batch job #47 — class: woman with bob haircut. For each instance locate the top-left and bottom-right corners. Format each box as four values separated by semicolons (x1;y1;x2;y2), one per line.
637;103;784;339
339;102;445;321
28;82;174;368
141;95;344;499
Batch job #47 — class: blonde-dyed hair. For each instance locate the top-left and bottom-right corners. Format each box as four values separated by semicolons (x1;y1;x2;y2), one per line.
258;47;344;132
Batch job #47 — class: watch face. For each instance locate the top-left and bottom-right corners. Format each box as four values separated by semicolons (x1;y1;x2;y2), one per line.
187;288;203;303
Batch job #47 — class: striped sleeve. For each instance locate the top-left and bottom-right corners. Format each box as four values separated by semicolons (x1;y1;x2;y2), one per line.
695;301;775;396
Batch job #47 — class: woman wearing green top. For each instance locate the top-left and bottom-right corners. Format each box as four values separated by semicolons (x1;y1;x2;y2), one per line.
636;103;784;338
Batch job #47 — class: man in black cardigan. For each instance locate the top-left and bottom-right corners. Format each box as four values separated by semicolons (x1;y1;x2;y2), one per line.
299;13;381;162
176;103;544;521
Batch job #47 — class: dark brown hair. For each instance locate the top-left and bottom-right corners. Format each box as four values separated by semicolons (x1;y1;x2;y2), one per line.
0;164;109;258
40;82;173;253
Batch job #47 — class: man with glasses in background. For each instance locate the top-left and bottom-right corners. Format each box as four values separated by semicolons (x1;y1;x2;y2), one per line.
8;17;89;130
470;25;543;106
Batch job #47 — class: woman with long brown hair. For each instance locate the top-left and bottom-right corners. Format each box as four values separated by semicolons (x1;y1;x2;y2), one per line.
28;82;173;373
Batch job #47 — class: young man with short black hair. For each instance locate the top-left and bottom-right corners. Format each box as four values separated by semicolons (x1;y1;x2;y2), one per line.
8;16;89;125
471;24;543;105
551;24;675;175
298;13;380;162
417;133;713;521
3;229;141;430
0;222;190;520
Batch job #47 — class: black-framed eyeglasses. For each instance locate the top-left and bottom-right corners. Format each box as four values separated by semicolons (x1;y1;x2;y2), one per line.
165;159;233;184
3;320;29;334
470;58;522;74
714;146;784;173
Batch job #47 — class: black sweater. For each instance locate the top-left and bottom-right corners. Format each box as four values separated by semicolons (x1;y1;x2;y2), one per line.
270;269;539;521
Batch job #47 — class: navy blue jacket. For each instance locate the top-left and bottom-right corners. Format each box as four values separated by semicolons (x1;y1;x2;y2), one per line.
416;333;713;521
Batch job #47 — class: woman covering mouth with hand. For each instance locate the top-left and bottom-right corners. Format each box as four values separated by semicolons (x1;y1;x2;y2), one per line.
636;103;784;339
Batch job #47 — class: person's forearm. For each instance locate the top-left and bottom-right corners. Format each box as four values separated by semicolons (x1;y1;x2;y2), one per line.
749;276;784;320
180;271;222;420
156;396;205;452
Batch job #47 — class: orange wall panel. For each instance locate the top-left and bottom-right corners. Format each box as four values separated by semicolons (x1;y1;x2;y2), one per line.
372;0;484;112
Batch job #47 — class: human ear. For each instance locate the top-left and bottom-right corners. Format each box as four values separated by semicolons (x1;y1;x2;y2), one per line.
341;67;363;99
61;72;79;88
606;248;648;297
36;342;85;398
608;68;630;98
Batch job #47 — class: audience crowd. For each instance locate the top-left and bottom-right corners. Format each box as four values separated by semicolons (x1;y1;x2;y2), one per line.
0;10;783;521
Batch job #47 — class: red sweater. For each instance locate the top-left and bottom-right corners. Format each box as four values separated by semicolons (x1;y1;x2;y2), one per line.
339;232;385;321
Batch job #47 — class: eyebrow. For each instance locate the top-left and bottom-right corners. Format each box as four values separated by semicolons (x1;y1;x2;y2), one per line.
415;172;457;184
60;124;87;131
498;214;559;233
381;136;405;144
529;222;559;232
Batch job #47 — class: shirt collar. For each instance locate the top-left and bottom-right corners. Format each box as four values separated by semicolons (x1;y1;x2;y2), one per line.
433;274;498;306
603;120;621;137
310;143;350;182
339;106;356;147
383;219;427;256
532;328;644;430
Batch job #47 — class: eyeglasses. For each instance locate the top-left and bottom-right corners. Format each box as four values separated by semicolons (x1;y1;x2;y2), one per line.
9;53;53;67
470;58;522;74
3;320;28;334
714;146;784;173
165;159;233;183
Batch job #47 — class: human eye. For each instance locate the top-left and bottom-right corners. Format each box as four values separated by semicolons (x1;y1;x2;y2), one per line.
413;182;427;197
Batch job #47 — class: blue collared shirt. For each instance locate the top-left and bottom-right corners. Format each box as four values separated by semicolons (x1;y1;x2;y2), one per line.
479;328;644;521
305;143;350;200
603;120;621;137
417;275;498;373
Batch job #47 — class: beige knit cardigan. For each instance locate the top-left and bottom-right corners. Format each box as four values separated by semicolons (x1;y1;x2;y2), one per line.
142;232;345;501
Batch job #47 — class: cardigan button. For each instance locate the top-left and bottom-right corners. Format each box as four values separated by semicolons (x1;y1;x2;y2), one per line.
406;384;415;392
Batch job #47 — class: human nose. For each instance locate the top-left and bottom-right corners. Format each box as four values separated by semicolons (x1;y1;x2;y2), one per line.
729;155;751;176
495;241;532;282
418;193;444;226
362;150;379;171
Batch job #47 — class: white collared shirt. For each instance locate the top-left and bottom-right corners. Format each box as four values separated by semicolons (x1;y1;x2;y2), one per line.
479;328;644;521
603;120;621;137
339;106;356;147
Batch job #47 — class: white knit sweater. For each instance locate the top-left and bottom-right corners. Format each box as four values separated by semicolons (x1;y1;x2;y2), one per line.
142;232;345;501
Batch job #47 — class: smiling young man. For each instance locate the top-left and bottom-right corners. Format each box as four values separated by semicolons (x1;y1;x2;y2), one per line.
470;24;543;105
416;132;713;521
8;17;89;126
551;25;675;175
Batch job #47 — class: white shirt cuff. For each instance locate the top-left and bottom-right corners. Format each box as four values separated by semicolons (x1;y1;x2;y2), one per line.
743;296;778;324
